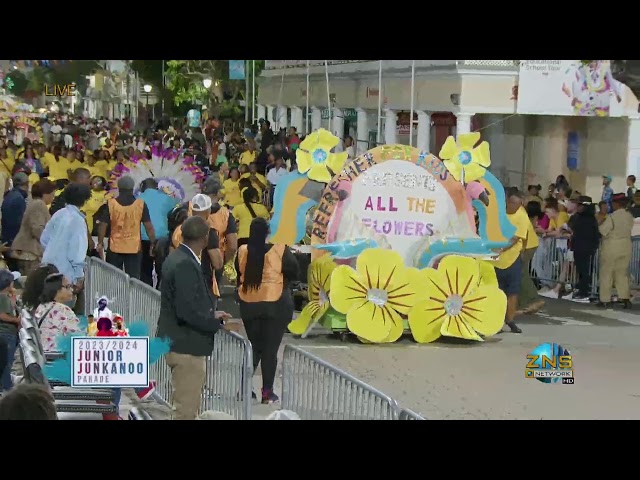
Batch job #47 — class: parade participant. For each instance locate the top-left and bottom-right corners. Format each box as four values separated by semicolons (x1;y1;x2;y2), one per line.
233;186;270;286
84;176;107;240
222;167;242;208
241;162;267;199
598;193;634;308
138;178;179;287
518;201;544;314
157;216;230;420
11;179;56;275
96;176;156;280
567;196;600;302
492;188;527;334
238;218;299;403
45;145;70;181
239;139;257;166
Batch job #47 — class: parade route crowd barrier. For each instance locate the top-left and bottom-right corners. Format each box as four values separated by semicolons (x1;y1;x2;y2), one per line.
282;345;424;420
530;236;640;296
84;257;253;420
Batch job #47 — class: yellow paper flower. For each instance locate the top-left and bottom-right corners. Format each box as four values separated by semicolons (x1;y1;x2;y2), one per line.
408;255;506;343
288;255;337;336
439;132;491;183
330;248;422;343
296;128;348;183
478;260;498;287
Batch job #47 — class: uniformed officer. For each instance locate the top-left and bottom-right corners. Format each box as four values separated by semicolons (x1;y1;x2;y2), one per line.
598;192;634;308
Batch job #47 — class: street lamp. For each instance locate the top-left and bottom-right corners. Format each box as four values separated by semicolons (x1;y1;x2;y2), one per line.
203;78;212;89
143;84;152;127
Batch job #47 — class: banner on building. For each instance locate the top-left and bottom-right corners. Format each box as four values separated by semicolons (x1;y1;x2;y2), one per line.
516;60;625;117
567;132;580;171
229;60;245;80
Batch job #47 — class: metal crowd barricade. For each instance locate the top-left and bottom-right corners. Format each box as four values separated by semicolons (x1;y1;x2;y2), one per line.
84;257;130;316
201;330;253;420
529;236;640;296
398;407;426;420
282;345;399;420
84;257;254;419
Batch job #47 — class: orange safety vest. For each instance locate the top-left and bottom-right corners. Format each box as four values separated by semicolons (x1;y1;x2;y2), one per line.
108;198;144;254
238;244;285;303
172;225;220;297
187;201;230;254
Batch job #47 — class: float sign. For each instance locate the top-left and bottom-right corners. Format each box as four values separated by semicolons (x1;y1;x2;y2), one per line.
71;337;149;388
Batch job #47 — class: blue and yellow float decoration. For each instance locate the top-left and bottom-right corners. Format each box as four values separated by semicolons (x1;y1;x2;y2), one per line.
270;128;513;343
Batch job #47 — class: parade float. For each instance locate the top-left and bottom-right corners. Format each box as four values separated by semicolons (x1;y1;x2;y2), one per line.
0;95;43;145
108;145;204;201
269;129;515;344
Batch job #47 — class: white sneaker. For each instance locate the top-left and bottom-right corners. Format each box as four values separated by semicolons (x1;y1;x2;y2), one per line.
561;292;574;301
538;289;558;299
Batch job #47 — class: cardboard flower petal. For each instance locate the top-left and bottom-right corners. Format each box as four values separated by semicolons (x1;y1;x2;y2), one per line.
330;248;421;343
408;255;506;343
439;132;491;183
297;128;348;183
289;255;337;336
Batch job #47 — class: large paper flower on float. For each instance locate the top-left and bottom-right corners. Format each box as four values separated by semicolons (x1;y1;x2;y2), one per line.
296;128;348;183
330;248;422;343
288;255;337;336
439;132;491;183
408;256;505;343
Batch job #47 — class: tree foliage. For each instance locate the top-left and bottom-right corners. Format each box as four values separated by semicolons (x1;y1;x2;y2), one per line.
165;60;265;119
4;70;28;97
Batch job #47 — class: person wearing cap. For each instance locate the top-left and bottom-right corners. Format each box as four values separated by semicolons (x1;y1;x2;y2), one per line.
602;175;614;213
491;187;527;334
564;196;600;302
172;194;223;297
96;176;156;280
138;178;179;287
198;179;238;285
1;172;29;248
0;269;21;393
598;192;634;308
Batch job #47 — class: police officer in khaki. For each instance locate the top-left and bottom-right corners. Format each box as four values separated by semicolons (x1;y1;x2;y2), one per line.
598;192;634;308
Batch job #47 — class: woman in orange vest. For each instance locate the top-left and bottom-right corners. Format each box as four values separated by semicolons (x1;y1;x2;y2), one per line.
237;217;299;404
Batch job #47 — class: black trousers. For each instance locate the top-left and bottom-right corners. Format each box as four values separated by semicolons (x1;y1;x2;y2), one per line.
106;249;142;280
574;250;594;297
240;294;293;392
140;240;154;287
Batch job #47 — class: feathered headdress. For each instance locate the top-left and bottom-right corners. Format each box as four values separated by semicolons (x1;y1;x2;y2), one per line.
109;146;204;202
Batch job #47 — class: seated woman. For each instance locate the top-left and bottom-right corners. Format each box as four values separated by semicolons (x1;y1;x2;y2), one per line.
21;264;61;315
33;273;82;352
237;218;299;404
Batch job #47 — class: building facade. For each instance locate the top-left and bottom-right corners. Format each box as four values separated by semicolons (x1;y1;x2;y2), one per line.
256;60;640;201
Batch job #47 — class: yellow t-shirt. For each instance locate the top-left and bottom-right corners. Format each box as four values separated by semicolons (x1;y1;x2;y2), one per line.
222;179;242;207
549;211;570;231
233;202;271;239
0;157;15;176
47;156;71;180
240;172;267;197
67;160;84;176
86;160;109;179
239;150;257;166
28;172;40;186
525;218;539;250
41;152;56;170
83;190;107;233
493;207;529;270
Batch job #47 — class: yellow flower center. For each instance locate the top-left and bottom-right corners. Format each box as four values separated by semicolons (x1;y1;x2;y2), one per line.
367;288;388;306
443;294;464;316
319;288;329;306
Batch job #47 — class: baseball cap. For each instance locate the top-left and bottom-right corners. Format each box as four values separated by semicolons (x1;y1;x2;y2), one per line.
117;176;135;190
12;172;29;187
603;175;612;182
0;270;20;291
578;195;593;205
202;178;221;195
191;193;212;212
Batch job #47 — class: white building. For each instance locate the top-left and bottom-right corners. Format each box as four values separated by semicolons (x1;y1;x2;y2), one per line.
256;60;640;201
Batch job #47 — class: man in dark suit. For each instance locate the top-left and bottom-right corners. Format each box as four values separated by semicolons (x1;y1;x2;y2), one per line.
156;215;230;420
